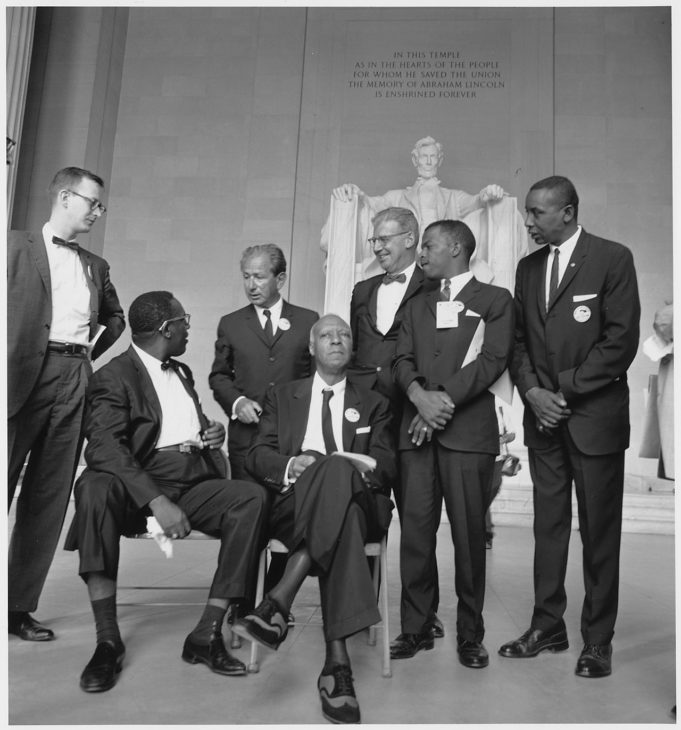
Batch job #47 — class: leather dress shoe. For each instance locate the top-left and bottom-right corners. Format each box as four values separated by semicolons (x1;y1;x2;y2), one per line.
428;615;445;639
498;625;569;658
8;612;55;641
575;643;612;678
182;624;247;676
233;595;289;650
80;641;125;692
318;664;360;724
457;638;489;668
390;632;434;659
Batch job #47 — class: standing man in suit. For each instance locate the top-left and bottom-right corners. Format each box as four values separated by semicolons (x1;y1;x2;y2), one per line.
390;220;514;668
64;291;267;692
499;176;640;678
235;314;395;724
8;166;125;642
209;244;319;481
349;206;443;642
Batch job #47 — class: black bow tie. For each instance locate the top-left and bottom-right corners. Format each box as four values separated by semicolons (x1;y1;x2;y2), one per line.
161;359;177;372
382;272;407;285
52;235;79;252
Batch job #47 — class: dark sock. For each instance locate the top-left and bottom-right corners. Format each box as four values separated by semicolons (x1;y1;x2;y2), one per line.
91;595;121;647
190;603;227;644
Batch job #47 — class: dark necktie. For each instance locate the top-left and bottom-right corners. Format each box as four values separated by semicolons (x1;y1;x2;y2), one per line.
322;388;338;455
548;247;560;308
382;272;407;285
263;309;274;343
52;235;79;252
440;278;451;302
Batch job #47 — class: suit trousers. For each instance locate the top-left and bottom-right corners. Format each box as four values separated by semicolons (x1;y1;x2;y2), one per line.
65;452;267;601
400;443;494;641
228;421;257;481
528;426;624;644
269;455;387;642
8;351;92;612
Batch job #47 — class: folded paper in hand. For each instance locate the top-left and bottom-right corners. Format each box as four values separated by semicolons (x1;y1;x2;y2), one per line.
461;319;513;405
146;516;173;558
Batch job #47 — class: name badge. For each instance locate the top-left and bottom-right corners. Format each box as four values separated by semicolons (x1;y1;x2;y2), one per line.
436;300;464;328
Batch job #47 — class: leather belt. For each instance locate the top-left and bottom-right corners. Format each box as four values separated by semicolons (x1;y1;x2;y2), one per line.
156;443;202;454
47;340;89;356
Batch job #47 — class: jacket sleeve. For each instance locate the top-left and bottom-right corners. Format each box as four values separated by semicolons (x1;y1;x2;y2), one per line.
91;262;125;360
244;388;292;491
82;366;162;508
208;318;243;414
509;259;542;397
392;299;424;393
364;393;397;495
557;245;640;399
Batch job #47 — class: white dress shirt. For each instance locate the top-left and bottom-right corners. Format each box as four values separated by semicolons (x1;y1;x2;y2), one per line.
253;295;284;332
376;262;416;335
545;225;582;310
43;222;91;345
132;344;203;448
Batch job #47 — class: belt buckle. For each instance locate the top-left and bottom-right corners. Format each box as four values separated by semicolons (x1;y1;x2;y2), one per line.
178;443;193;453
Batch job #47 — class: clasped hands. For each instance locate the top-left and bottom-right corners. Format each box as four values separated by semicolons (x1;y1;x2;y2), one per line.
526;387;571;433
407;382;455;446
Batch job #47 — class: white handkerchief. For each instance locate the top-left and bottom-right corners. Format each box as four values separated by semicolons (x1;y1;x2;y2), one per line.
573;294;597;302
465;309;481;317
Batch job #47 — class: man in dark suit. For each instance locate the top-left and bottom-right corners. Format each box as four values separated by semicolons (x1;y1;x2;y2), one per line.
64;291;267;692
209;243;319;480
499;176;640;678
235;314;395;724
390;220;514;668
8;166;125;642
349;206;443;643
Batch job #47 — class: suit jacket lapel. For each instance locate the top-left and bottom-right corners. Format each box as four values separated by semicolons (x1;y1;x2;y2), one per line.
245;304;270;347
272;300;292;347
547;233;589;313
29;233;51;297
342;381;362;451
127;346;163;428
367;279;381;329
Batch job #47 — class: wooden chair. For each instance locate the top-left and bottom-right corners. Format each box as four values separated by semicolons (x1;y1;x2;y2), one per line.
246;537;391;677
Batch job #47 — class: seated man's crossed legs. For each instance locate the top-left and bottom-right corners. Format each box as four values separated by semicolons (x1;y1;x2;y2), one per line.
65;468;267;693
234;456;391;725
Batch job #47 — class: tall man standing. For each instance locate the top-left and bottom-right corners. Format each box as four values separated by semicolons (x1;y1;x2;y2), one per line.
499;176;640;678
8;167;125;641
390;220;514;667
349;206;442;640
209;244;319;480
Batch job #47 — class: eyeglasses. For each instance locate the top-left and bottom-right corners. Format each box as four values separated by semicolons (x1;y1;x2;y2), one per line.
67;189;107;214
368;230;410;246
157;313;191;332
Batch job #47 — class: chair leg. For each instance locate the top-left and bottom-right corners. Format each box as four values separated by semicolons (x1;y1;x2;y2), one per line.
368;553;379;647
247;547;267;673
379;537;391;678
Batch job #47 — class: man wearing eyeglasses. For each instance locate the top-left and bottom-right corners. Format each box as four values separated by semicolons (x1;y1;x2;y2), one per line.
349;207;443;647
7;166;125;643
64;291;267;691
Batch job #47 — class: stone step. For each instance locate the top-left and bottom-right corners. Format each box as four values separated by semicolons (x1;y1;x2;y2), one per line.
490;478;675;535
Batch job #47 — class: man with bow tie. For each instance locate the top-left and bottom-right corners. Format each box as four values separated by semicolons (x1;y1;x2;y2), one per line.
64;291;267;692
349;206;444;642
7;166;125;643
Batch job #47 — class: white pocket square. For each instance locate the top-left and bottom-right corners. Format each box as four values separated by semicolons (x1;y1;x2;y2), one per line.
465;309;481;317
356;426;371;434
573;294;597;302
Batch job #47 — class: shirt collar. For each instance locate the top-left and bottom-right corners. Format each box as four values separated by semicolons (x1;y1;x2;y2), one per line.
253;296;283;317
550;225;582;258
132;343;168;374
313;371;346;396
442;271;474;299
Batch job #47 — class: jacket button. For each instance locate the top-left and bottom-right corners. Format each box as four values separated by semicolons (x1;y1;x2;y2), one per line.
269;357;275;363
376;366;382;372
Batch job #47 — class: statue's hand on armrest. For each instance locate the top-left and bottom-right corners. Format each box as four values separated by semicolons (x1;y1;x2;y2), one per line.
332;183;364;202
478;184;505;205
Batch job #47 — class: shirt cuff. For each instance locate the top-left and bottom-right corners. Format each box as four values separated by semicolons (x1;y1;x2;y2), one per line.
231;395;246;420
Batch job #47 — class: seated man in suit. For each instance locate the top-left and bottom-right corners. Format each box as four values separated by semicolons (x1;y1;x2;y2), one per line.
235;314;395;724
65;291;267;693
